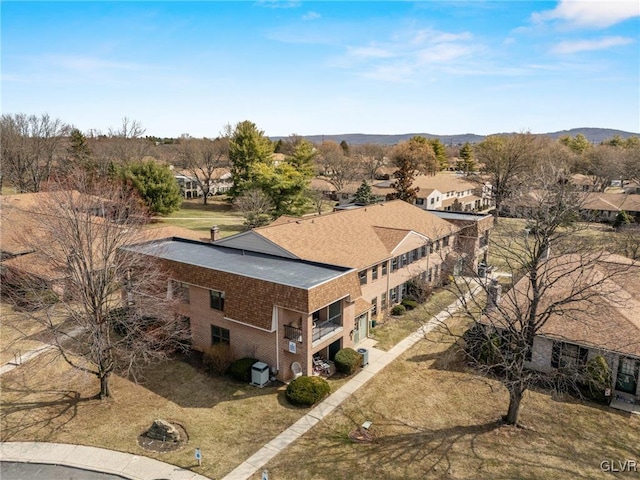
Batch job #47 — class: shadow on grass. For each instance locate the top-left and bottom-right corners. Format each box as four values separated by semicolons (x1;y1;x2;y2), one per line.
0;383;91;441
132;354;282;408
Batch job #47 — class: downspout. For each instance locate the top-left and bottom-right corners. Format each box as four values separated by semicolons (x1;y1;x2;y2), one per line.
273;306;280;376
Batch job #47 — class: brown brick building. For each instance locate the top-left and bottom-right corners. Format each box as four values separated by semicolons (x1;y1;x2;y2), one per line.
127;200;493;382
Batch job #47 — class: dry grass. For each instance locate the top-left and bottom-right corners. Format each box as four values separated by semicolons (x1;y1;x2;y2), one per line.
371;289;460;351
0;349;350;479
0;303;69;365
259;324;640;480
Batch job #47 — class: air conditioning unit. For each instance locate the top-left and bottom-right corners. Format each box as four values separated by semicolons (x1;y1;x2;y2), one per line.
251;361;269;388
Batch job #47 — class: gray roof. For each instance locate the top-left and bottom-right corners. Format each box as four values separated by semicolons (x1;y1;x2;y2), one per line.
123;238;353;290
429;211;492;222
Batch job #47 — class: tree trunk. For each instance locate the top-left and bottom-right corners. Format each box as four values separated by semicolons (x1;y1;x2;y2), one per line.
98;373;111;399
505;387;523;425
202;194;208;205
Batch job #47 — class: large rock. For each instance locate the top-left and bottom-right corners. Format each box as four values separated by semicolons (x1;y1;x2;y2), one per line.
147;419;181;442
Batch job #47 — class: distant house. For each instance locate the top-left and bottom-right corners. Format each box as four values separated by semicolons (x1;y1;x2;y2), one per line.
581;193;640;222
370;173;493;212
173;168;233;199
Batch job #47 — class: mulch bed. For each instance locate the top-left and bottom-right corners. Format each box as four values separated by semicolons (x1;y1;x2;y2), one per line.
137;421;189;453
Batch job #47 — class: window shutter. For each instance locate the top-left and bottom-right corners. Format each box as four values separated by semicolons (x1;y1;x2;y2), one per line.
551;342;561;368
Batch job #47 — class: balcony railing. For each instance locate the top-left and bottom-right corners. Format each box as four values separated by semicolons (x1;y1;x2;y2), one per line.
284;324;303;343
312;319;341;343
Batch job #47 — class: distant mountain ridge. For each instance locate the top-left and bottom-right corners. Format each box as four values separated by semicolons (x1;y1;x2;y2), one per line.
272;128;638;146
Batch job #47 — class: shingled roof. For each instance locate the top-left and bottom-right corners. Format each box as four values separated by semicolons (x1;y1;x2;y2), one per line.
494;254;640;358
216;200;457;269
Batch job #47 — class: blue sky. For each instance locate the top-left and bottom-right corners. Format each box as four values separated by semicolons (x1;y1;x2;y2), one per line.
2;1;639;138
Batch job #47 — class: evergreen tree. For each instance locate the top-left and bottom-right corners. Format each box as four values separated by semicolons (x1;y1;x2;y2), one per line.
353;180;376;205
429;138;448;171
228;120;274;199
121;161;182;215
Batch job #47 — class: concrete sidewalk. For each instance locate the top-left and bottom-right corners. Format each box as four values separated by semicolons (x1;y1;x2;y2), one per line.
0;442;210;480
222;286;477;480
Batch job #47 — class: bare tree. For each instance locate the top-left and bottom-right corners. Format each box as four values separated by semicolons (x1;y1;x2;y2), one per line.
174;137;229;204
584;145;624;192
315;141;361;192
434;158;634;426
475;132;540;219
234;188;274;229
105;117;150;164
352;143;387;180
1;113;70;193
3;172;189;399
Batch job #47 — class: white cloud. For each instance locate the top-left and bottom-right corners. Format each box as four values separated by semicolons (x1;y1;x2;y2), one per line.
552;36;634;54
302;11;321;21
346;46;394;59
532;0;639;29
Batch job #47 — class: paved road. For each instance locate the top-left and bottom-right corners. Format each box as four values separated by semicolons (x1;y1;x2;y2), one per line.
1;462;130;480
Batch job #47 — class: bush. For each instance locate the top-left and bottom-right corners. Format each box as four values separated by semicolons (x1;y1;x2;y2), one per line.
401;298;418;310
580;355;612;404
229;357;258;382
390;304;406;316
285;376;330;406
405;278;432;303
202;344;233;375
334;347;363;375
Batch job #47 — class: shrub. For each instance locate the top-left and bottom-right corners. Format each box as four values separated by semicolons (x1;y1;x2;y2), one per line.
202;344;233;375
580;355;612;404
390;304;406;316
286;376;330;406
334;347;363;375
405;278;432;303
401;298;418;310
229;357;258;382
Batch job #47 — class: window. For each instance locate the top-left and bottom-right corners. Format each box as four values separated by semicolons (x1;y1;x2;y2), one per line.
400;254;407;267
434;240;440;252
381;262;388;276
390;287;398;303
211;325;230;345
408;250;415;263
428;268;433;282
391;257;398;272
420;245;427;257
551;342;588;368
328;300;342;324
371;298;377;316
416;198;425;206
381;293;387;310
359;269;368;285
210;289;225;311
443;236;450;247
430;197;435;205
170;280;189;304
372;265;379;281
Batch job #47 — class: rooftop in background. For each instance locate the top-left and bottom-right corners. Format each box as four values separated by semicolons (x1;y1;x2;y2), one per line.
123;238;354;290
430;211;494;222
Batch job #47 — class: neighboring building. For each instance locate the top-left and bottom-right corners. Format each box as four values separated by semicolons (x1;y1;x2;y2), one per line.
371;173;493;212
487;254;640;405
571;174;600;193
0;191;204;299
173;168;233;199
581;193;640;222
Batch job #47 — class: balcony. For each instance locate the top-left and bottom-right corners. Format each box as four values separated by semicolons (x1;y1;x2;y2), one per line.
312;319;342;344
284;324;302;343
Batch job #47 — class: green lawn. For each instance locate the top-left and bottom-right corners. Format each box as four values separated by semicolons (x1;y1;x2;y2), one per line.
157;196;245;238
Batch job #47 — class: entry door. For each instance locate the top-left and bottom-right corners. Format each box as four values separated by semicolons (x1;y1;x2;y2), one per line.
353;313;368;344
616;357;640;394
